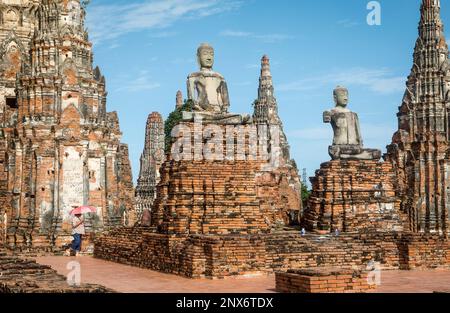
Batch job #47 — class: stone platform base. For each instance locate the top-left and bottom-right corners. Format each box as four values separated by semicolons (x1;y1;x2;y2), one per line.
303;160;405;233
94;227;450;279
275;268;376;293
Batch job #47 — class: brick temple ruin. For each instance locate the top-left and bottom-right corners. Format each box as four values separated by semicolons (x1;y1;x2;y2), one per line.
0;0;448;290
94;0;450;279
134;111;164;223
0;0;134;251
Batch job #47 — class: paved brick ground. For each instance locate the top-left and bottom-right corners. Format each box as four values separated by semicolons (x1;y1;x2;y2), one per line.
34;256;450;293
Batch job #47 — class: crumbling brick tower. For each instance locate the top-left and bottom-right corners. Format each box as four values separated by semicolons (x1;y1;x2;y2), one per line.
0;0;134;249
135;112;164;218
386;0;450;235
253;55;302;226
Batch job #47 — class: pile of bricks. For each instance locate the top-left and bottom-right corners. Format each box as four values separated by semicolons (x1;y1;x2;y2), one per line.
303;160;406;233
0;249;111;293
275;267;376;293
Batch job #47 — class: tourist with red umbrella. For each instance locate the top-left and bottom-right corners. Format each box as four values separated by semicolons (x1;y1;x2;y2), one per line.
67;206;97;256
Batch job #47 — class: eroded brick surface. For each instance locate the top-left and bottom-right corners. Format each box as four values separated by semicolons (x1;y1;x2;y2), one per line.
135;112;164;223
275;267;376;293
0;248;111;293
303;160;406;233
385;0;450;234
0;1;134;251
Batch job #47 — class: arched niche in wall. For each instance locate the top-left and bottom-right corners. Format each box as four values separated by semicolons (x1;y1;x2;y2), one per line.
3;8;19;27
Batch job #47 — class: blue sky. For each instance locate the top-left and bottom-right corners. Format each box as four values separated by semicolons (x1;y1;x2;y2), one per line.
84;0;450;185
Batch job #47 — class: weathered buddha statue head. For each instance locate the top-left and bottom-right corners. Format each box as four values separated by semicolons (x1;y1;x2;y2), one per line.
333;86;349;108
197;43;214;71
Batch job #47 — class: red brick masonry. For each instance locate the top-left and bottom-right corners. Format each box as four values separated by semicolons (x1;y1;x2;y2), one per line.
94;228;450;279
275;267;376;293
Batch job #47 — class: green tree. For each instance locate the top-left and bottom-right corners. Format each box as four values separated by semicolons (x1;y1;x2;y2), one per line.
164;100;194;154
301;184;311;205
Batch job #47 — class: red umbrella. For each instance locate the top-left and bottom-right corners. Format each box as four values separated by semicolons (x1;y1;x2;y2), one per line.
70;206;97;215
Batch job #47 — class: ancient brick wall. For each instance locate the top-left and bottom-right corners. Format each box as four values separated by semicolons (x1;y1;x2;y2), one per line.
256;164;302;227
95;228;268;278
275;268;376;293
95;227;449;279
151;121;277;235
303;160;406;233
398;233;450;269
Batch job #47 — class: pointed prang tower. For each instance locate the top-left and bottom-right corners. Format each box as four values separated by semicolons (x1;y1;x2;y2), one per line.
386;0;450;234
253;55;290;160
252;54;303;223
1;0;135;248
135;112;165;216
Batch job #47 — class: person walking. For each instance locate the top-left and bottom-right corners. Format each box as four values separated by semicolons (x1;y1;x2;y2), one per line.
71;213;85;256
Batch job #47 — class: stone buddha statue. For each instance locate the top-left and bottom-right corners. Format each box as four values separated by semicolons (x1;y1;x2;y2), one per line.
184;43;250;124
187;43;230;114
323;86;381;160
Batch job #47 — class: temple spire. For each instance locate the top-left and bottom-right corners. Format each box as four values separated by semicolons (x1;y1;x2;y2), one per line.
135;112;165;215
258;55;274;101
386;0;450;234
418;0;447;50
253;54;291;160
176;90;183;109
253;55;280;125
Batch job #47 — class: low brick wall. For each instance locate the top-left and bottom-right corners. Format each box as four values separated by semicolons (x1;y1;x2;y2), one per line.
264;232;402;271
398;234;450;269
94;228;267;278
275;268;376;293
94;227;449;279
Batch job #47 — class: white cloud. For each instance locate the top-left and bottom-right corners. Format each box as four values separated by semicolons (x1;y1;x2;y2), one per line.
220;30;252;37
278;67;405;95
220;29;293;43
254;33;293;43
87;0;243;44
107;42;121;50
149;31;178;38
115;70;161;92
337;19;360;28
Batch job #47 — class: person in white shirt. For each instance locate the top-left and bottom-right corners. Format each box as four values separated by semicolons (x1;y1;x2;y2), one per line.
71;214;85;256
